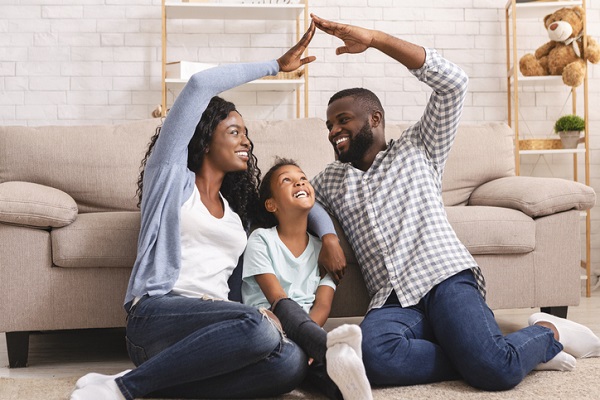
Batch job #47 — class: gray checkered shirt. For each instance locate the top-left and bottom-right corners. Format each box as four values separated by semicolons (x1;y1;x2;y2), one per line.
312;48;486;310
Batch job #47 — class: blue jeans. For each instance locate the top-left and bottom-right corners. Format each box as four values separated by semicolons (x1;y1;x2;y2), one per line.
116;293;308;399
361;270;562;391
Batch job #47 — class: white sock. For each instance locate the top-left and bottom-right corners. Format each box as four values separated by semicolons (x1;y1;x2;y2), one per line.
327;324;363;359
533;351;576;371
76;370;131;389
326;343;372;400
529;312;600;358
70;378;126;400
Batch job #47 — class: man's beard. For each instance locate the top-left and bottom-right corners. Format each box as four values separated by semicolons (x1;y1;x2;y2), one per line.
337;120;374;164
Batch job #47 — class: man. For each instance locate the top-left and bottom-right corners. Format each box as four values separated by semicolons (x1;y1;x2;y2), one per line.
310;14;600;390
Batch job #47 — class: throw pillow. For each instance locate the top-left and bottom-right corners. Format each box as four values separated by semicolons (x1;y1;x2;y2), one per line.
0;181;78;228
469;176;596;218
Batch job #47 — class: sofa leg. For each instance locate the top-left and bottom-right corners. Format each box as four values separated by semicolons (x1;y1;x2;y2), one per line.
6;331;30;368
541;306;568;319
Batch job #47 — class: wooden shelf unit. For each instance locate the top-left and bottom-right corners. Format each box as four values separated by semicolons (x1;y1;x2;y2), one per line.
505;0;592;296
161;1;309;118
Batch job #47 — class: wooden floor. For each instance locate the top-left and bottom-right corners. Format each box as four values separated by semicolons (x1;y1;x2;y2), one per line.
1;287;599;380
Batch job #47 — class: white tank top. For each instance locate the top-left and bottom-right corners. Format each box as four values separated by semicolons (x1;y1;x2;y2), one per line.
172;186;247;300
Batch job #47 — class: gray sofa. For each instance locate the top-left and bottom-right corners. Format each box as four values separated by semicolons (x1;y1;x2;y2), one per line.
0;118;595;368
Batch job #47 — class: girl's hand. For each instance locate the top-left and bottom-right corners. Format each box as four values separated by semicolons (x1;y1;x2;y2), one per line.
277;21;317;72
311;13;374;56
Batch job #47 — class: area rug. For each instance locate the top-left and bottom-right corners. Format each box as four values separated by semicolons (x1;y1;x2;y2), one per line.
1;358;599;400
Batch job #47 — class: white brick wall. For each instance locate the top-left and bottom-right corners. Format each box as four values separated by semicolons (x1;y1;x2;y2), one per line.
1;0;599;283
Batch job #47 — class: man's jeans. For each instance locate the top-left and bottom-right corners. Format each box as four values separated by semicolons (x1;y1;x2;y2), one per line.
116;293;307;400
361;269;562;391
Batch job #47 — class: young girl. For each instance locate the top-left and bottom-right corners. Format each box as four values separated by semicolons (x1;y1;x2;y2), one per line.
242;158;372;400
70;23;345;400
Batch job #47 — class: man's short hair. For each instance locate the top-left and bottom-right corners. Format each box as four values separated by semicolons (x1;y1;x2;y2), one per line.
328;88;385;126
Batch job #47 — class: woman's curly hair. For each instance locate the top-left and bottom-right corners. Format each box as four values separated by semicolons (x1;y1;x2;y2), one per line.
136;96;262;227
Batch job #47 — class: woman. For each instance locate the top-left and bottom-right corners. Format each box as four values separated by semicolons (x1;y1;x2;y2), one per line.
71;22;340;400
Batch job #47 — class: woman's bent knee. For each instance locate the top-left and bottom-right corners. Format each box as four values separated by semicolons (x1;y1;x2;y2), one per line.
256;308;285;342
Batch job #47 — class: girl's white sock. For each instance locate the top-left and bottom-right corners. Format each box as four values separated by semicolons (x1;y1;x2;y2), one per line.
325;342;372;400
76;370;131;389
533;350;576;371
327;324;363;358
70;378;125;400
529;312;600;358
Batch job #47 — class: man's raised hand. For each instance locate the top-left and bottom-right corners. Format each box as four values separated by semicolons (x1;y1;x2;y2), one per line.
311;14;374;56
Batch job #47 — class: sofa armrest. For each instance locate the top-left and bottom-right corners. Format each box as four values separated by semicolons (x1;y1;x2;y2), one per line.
468;176;596;218
0;181;78;228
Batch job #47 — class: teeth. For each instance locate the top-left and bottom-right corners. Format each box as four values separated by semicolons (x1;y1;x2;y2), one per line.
335;137;349;145
235;151;248;157
294;190;308;198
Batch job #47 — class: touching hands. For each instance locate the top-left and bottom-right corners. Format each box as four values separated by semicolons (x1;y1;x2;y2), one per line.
311;13;374;55
277;21;317;72
277;14;376;72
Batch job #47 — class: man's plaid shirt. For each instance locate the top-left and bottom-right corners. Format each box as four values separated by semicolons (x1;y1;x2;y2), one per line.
312;49;486;310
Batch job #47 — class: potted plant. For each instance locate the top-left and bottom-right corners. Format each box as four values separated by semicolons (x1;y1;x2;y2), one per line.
554;114;585;149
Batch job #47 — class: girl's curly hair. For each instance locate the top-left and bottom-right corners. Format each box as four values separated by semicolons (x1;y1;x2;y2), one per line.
256;157;299;229
136;96;262;227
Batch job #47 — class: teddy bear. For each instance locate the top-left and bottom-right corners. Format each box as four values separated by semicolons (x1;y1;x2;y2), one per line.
519;6;600;87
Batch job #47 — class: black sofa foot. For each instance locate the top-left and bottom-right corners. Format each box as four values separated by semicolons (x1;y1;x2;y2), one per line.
540;306;568;319
6;331;30;368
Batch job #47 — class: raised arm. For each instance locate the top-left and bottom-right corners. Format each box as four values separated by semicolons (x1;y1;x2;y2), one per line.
406;50;469;171
312;14;468;172
149;21;316;168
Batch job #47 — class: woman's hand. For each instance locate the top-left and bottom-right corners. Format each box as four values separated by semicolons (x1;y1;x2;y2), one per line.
277;21;317;72
311;13;374;56
318;234;346;283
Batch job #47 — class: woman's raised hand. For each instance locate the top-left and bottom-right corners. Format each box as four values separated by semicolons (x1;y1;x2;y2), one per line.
311;14;374;56
277;21;317;72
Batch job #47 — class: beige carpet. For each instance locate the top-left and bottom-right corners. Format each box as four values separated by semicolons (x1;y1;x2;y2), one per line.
1;358;600;400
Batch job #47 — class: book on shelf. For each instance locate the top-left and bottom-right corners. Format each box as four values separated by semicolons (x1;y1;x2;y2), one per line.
166;61;218;80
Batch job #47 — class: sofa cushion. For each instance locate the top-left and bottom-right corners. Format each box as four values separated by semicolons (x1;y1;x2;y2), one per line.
469;176;596;217
367;122;516;207
446;206;535;254
51;212;140;268
0;119;159;213
442;123;515;206
0;181;78;228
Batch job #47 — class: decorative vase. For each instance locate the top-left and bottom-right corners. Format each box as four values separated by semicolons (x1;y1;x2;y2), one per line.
558;131;581;149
